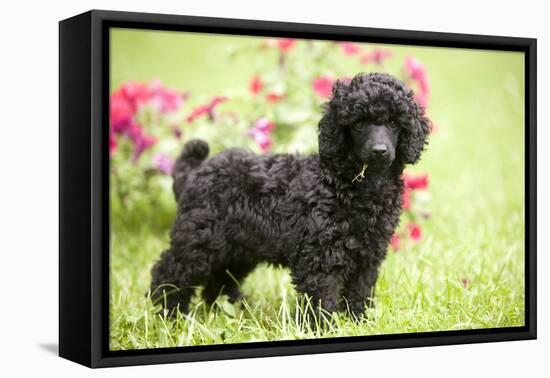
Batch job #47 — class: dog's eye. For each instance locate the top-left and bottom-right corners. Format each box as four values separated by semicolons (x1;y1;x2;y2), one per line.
389;120;399;129
351;124;363;131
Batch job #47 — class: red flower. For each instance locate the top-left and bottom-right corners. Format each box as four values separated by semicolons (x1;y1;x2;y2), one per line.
117;81;151;112
249;75;263;95
186;96;228;123
390;234;400;251
408;223;422;241
277;38;296;52
361;48;393;65
403;173;429;190
340;42;361;56
312;75;334;98
266;91;284;103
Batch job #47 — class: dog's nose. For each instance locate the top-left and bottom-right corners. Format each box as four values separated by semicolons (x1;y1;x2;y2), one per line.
372;144;388;157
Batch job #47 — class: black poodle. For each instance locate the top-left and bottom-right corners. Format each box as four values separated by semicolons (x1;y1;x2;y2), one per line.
150;72;430;318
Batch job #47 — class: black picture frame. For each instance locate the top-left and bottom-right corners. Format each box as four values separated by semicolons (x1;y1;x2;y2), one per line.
59;9;537;368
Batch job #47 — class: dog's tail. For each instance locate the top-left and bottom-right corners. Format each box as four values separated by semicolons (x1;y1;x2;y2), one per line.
172;139;209;200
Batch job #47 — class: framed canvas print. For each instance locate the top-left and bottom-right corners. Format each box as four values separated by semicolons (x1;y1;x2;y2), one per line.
59;10;537;368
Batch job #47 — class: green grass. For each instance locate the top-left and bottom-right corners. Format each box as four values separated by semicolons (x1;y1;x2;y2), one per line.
109;29;525;350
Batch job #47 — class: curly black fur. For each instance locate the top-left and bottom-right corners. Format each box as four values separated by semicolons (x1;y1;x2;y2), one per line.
150;72;430;317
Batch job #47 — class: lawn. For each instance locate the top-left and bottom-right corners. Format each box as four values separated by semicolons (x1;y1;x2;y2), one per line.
109;28;525;350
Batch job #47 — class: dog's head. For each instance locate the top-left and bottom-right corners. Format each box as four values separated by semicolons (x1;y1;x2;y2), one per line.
318;72;430;177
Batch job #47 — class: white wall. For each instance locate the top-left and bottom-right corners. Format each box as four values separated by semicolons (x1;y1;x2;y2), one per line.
1;0;547;376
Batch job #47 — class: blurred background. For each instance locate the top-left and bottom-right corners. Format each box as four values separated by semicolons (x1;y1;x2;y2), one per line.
109;28;525;350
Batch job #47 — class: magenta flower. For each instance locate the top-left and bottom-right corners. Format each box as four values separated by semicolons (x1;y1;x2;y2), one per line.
110;93;134;134
153;153;175;175
172;125;183;139
361;48;393;65
109;132;117;155
110;80;184;161
340;42;361;56
312;75;334;98
127;122;156;161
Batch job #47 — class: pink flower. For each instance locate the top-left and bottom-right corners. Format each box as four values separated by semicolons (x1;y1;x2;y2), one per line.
403;173;429;190
148;80;184;113
404;56;426;81
340;42;361;56
461;278;471;289
153;153;175;175
186;96;228;123
404;56;430;108
390;234;400;251
248;117;276;152
402;188;411;210
266;91;284;103
361;48;393;65
254;117;275;133
250;130;273;151
249;75;263;95
408;223;422;241
312;75;334;98
277;38;296;52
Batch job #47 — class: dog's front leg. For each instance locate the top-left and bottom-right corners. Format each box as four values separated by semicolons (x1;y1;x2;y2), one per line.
344;265;380;319
293;270;345;314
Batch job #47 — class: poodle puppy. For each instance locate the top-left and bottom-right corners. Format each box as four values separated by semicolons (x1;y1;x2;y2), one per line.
150;72;430;318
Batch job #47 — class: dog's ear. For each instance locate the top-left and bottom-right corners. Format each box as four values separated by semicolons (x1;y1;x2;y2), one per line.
318;79;351;170
397;103;431;165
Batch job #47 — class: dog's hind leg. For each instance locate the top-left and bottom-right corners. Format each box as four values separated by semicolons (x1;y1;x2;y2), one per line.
149;247;210;316
202;261;256;305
